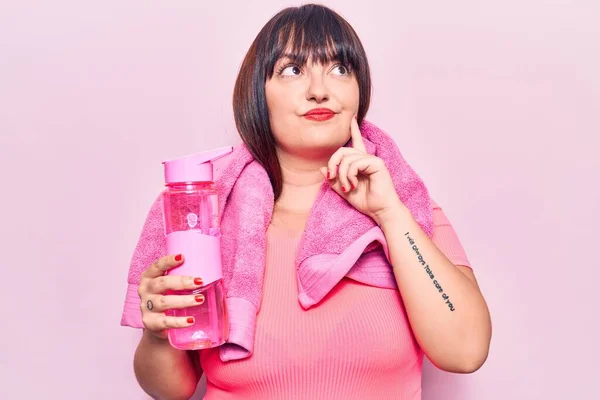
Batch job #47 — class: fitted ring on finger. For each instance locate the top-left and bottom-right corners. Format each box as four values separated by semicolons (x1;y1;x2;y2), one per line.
146;299;154;311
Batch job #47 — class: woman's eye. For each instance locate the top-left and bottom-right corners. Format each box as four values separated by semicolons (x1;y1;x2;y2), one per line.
332;65;349;75
280;65;302;76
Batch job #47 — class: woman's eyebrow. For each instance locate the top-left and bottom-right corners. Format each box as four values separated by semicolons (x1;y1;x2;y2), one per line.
273;55;303;70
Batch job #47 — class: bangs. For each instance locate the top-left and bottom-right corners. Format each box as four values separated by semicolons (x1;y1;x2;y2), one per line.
264;7;363;78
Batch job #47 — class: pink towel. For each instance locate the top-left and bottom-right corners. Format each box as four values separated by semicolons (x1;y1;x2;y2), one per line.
123;120;434;362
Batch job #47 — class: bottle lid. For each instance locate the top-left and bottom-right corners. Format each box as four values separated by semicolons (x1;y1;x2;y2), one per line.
162;146;233;184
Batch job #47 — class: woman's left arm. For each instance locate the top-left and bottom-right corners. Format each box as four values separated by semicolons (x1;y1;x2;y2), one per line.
324;116;491;374
375;203;491;374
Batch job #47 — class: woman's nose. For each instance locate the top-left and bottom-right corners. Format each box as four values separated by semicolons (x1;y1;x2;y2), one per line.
306;74;330;103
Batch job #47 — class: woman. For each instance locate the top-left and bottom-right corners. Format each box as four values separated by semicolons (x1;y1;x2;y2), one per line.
125;4;492;399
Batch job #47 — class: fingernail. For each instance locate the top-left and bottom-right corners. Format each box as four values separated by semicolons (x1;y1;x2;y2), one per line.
194;278;203;285
174;254;182;262
341;186;346;192
351;183;355;190
327;171;331;179
187;317;195;324
195;295;205;303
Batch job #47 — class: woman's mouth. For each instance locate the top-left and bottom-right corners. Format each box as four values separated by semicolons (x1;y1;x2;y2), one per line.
303;108;336;121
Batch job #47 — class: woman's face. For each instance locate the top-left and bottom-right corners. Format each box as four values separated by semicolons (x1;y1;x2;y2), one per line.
265;55;360;160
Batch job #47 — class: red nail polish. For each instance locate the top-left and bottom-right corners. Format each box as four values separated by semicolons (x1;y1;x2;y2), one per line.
194;278;203;285
195;295;204;303
174;254;182;262
341;186;346;192
351;183;355;190
187;317;195;324
327;171;331;179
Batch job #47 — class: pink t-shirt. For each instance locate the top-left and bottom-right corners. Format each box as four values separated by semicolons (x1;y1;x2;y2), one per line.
198;202;471;399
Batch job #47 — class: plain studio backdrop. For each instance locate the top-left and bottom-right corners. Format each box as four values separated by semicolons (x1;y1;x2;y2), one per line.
0;0;598;399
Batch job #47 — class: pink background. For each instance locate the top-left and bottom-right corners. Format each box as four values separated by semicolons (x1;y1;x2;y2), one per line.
1;0;598;398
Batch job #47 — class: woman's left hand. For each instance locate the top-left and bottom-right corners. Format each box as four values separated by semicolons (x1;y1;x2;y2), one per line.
320;115;406;223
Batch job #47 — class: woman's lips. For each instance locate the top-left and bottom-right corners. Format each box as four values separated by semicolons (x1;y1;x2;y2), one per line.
303;108;336;121
304;113;335;121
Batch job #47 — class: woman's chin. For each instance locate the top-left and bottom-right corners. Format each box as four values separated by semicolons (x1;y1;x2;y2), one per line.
277;126;350;158
293;141;343;159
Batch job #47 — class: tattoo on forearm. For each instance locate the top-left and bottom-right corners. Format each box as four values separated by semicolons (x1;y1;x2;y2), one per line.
405;232;455;312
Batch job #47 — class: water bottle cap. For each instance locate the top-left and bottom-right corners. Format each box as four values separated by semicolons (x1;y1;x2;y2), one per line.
162;146;233;183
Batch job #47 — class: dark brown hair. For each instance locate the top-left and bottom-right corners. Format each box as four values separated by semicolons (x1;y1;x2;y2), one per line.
232;4;372;200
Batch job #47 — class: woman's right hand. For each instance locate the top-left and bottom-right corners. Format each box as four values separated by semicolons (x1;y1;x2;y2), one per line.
138;254;205;339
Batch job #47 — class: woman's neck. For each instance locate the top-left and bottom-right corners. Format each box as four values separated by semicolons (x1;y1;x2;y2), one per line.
274;149;327;215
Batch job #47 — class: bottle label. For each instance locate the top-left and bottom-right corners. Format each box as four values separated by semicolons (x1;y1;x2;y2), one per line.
165;231;223;285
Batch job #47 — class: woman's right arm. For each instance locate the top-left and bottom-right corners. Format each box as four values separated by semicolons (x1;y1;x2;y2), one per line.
133;254;205;400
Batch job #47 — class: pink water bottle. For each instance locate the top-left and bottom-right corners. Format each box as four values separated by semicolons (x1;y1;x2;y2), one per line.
161;146;233;350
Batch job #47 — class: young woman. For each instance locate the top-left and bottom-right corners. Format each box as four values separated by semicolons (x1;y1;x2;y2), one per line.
126;4;492;399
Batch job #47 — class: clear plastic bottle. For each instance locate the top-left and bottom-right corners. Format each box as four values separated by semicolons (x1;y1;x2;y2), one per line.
161;146;232;350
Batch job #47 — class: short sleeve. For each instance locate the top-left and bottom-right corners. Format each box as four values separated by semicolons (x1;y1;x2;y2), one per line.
120;194;167;329
430;200;472;269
